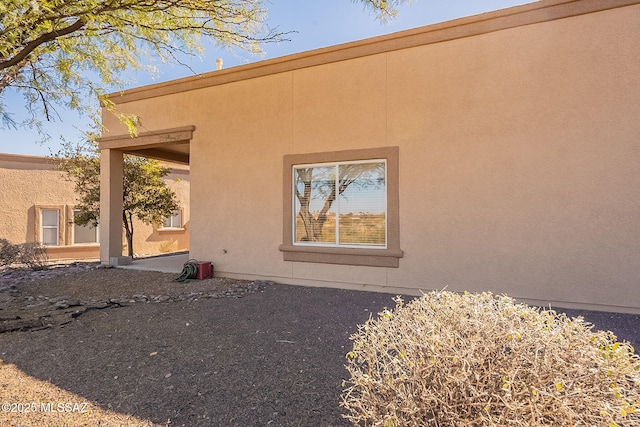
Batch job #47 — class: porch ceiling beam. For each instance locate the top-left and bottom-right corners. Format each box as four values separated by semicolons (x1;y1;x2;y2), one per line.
98;126;195;151
124;148;190;165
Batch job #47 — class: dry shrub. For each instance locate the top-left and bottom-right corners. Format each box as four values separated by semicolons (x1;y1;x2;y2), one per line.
341;291;640;426
0;239;48;270
18;242;48;270
0;238;20;266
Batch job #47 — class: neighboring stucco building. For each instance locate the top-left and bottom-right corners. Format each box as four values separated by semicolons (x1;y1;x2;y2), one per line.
98;0;640;313
0;153;190;260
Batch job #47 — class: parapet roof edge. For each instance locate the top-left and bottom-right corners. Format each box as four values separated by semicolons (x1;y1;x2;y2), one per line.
0;153;53;164
106;0;639;105
0;152;189;173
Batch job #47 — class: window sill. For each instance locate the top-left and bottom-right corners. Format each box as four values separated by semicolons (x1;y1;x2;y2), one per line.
41;244;99;250
158;227;186;232
279;244;402;268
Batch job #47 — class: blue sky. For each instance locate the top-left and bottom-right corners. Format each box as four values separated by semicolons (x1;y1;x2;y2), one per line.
0;0;533;156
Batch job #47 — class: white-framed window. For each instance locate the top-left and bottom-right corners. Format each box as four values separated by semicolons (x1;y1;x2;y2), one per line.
293;159;387;248
162;210;183;229
40;209;59;246
72;210;98;244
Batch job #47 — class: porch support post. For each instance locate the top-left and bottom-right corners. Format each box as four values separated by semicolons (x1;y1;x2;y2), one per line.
99;148;128;265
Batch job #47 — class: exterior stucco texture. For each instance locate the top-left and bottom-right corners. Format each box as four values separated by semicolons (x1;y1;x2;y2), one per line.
1;154;189;260
100;0;640;313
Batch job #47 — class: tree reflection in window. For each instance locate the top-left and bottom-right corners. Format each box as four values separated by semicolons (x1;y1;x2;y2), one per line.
294;160;386;247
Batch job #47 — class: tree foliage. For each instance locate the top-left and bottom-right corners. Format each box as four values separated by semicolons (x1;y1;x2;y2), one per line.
56;143;180;257
0;0;407;132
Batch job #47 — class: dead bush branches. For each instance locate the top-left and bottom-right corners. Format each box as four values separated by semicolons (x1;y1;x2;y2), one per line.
342;291;640;426
0;239;48;270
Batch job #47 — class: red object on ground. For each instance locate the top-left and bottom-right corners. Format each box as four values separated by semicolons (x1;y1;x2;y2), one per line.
196;262;213;280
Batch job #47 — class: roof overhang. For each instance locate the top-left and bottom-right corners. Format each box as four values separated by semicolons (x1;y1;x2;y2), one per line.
97;126;194;165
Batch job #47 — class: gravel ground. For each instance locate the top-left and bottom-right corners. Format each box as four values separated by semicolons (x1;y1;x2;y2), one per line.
0;263;639;426
0;264;394;426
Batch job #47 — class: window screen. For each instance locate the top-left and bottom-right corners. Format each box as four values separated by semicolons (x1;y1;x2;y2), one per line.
40;209;59;246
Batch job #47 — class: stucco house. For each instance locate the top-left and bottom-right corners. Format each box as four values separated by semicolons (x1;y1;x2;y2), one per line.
98;0;640;313
0;153;190;260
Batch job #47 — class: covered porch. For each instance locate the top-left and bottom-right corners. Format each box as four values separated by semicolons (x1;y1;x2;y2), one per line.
97;125;194;265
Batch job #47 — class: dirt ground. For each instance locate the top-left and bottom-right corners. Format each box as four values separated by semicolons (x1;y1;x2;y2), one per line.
0;263;396;426
0;263;639;426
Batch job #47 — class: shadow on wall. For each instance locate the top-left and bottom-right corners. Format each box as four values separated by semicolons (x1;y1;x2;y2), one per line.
144;220;190;252
25;206;36;243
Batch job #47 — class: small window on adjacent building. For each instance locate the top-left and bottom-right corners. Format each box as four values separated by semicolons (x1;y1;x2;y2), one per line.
40;209;59;246
162;211;183;229
73;210;98;244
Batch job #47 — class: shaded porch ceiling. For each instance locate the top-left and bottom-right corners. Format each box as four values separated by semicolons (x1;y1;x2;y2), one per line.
97;126;194;165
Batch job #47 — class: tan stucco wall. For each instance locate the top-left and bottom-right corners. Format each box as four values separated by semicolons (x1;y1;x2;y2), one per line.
0;154;97;260
101;0;640;312
125;167;190;257
0;154;189;261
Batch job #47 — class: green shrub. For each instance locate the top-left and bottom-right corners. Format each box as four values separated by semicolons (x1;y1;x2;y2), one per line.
342;291;640;426
0;239;48;270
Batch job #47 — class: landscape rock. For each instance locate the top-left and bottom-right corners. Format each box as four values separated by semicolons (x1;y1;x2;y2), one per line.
0;262;265;333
